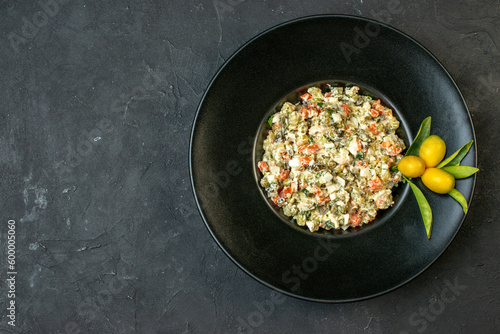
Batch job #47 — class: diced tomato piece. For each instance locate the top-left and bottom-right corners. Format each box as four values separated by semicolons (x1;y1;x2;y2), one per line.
281;187;293;198
309;107;318;116
307;144;319;154
300;106;310;119
381;141;391;149
357;140;363;151
368;176;383;192
369;123;379;135
299;156;312;167
299;182;308;189
381;141;402;156
340;103;350;115
349;212;361;226
325;92;332;97
312;185;322;195
356;160;368;168
372;99;383;111
272;197;279;205
312;186;329;203
381;108;393;116
387;145;402;156
273;123;281;129
298;144;319;155
370;108;380;117
258;161;269;173
282;153;291;161
277;169;290;180
317;194;330;203
300;93;312;101
346;132;352;137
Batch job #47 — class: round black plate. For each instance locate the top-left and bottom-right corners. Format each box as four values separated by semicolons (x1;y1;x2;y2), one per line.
190;15;476;302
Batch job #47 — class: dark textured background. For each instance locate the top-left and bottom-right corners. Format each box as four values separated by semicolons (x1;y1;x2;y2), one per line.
0;0;498;333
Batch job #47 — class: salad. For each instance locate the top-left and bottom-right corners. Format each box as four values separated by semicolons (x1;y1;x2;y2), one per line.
258;85;405;232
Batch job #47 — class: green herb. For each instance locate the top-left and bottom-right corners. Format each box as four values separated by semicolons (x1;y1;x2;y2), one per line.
302;189;310;195
355;152;365;160
442;166;479;179
436;140;474;168
405;176;433;239
405;116;431;156
325;221;334;229
268;115;274;127
448;188;468;214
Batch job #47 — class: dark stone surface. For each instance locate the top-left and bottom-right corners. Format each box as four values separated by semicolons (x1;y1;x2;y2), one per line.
0;0;498;333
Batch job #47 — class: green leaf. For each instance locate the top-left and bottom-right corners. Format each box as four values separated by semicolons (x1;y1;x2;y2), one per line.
442;166;479;179
448;188;468;214
405;116;431;156
436;140;474;168
405;177;433;239
268;115;273;127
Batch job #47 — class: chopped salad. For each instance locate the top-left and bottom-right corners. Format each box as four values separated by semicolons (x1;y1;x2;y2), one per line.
258;85;405;232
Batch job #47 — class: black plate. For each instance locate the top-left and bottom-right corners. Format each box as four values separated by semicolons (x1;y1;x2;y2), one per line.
190;15;476;302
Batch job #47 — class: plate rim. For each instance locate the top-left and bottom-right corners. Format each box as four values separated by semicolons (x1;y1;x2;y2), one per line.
189;14;477;303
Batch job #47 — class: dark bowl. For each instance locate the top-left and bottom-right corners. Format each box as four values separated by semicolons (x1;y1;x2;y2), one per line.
252;80;411;237
190;15;476;302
